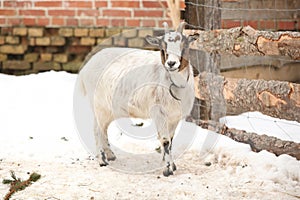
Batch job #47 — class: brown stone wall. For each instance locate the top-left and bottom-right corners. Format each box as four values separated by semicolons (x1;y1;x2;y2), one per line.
0;27;158;75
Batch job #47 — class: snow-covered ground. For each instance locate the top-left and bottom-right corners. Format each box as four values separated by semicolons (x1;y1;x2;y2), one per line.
0;71;299;199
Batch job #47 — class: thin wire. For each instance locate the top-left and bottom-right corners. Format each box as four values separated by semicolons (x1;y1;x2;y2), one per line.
185;1;300;12
189;0;300;135
274;120;294;140
246;112;258;133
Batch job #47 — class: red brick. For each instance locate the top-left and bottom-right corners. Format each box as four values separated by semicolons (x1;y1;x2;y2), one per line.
95;1;108;7
134;10;163;17
67;1;92;8
19;9;45;16
7;18;22;26
66;18;79;26
260;20;276;30
78;9;99;17
37;18;50;26
48;10;75;16
142;19;156;27
23;18;36;26
223;20;241;28
35;1;62;7
4;1;32;7
18;1;32;7
111;1;140;8
126;19;140;27
111;19;125;26
278;21;296;30
96;19;109;26
221;20;226;29
142;1;167;8
52;18;65;26
103;9;131;17
80;19;95;26
0;9;16;16
0;18;6;25
3;1;16;7
243;21;258;29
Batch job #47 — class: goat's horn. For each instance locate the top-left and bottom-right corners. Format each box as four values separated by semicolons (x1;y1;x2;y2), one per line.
162;22;169;33
177;22;186;33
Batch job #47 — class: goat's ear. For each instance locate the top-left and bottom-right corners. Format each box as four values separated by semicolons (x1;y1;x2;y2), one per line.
188;34;198;44
145;35;160;46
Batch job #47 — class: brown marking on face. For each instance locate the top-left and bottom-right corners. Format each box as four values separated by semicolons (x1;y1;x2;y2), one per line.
167;34;181;43
179;57;189;71
160;38;168;65
178;37;190;71
160;50;166;65
174;35;181;42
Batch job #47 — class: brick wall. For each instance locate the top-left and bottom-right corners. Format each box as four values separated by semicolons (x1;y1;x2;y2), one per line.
221;0;299;30
0;0;298;74
0;26;162;74
0;0;185;28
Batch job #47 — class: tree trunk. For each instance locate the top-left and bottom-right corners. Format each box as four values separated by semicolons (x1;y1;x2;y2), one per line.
185;26;300;60
194;72;300;123
192;119;300;160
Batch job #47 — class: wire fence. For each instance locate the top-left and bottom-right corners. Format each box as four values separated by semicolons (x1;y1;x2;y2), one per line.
185;0;300;138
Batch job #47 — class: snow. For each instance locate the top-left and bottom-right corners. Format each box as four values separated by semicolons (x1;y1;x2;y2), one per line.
0;71;299;199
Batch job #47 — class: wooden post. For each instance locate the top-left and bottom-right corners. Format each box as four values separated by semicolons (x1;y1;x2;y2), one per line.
184;0;223;121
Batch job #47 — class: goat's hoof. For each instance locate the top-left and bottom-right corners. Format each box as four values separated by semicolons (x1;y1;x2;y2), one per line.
97;152;108;167
163;168;174;177
99;162;108;167
98;159;108;167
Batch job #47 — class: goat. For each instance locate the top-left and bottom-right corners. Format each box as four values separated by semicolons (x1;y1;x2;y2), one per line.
77;22;197;176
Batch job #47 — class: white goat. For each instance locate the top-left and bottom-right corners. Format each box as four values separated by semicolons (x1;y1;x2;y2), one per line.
78;22;197;176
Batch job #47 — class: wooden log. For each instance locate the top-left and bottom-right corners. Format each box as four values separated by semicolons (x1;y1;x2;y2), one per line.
193;119;300;160
194;72;300;123
185;26;300;60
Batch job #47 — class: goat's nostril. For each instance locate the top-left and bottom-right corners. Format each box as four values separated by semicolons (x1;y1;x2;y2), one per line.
167;61;176;67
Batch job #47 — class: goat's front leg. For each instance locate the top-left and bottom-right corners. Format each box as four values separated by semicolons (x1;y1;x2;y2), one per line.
161;122;177;176
151;106;176;176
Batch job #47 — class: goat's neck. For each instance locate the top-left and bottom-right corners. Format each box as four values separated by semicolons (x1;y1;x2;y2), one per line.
168;64;191;88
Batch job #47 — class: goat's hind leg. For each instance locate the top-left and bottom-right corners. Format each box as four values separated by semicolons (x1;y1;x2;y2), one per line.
94;122;108;166
94;117;116;167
